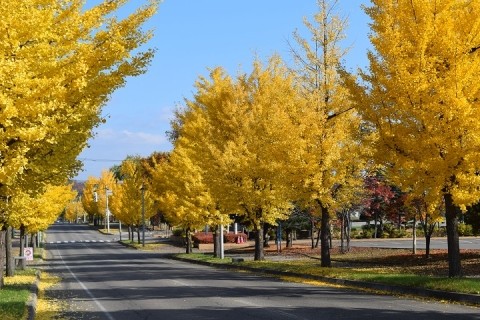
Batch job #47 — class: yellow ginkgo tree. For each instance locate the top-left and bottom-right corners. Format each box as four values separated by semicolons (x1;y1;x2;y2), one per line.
7;184;76;271
149;141;224;254
65;198;86;223
81;176;100;225
176;57;308;260
0;0;159;285
350;0;480;277
109;158;156;244
290;0;364;266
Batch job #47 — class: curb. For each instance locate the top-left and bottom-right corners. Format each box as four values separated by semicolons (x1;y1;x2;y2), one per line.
171;256;480;306
26;270;40;320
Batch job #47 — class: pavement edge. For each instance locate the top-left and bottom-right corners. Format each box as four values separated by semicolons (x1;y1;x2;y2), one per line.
26;269;40;320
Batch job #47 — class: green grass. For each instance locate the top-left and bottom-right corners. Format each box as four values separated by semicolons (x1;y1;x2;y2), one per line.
120;240;170;251
175;253;480;295
34;248;44;260
0;269;37;320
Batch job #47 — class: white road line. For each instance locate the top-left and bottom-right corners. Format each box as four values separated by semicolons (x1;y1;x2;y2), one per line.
55;246;115;320
46;240;115;244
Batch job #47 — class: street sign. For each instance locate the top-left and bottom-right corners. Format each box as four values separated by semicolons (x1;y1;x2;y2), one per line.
24;247;34;261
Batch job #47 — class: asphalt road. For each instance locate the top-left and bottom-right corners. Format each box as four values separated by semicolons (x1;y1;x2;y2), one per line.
43;223;480;320
347;237;480;250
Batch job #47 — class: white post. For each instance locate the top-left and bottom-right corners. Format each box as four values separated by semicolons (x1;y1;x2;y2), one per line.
220;224;225;259
105;187;112;234
234;222;238;235
141;184;145;247
106;192;110;234
412;216;417;254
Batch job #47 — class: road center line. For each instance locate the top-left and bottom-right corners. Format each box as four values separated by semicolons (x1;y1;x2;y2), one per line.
55;246;115;320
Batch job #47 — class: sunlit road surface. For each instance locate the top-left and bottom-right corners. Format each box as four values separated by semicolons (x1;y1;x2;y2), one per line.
348;237;480;250
43;223;480;320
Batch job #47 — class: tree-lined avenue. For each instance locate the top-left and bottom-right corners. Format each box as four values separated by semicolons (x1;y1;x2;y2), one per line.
44;223;480;320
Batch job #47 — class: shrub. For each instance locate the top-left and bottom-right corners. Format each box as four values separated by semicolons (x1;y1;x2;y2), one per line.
192;232;248;244
172;228;183;237
350;229;362;239
389;228;407;238
224;232;248;243
458;223;473;236
193;232;213;244
361;224;374;238
432;227;447;237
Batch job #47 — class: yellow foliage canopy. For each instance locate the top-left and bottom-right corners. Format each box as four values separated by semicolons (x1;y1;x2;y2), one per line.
356;0;480;209
81;176;99;217
109;159;156;226
9;184;76;233
0;0;159;216
150;143;221;231
179;57;307;229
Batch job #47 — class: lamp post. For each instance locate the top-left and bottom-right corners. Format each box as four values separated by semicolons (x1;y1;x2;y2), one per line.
140;183;145;247
93;185;98;226
105;187;112;234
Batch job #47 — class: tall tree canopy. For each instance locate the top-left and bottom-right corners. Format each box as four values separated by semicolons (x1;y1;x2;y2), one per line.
173;57;307;260
0;0;159;284
110;158;156;243
0;0;158;198
10;184;76;234
351;0;480;277
291;0;363;267
149;146;219;253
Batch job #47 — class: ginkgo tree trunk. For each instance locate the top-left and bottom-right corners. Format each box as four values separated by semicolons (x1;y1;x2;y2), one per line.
350;0;480;277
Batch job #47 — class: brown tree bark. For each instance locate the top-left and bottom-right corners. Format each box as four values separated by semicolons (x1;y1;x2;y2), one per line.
185;228;193;254
213;226;221;258
19;224;26;270
254;222;265;261
6;226;14;276
444;193;462;277
319;202;331;267
285;228;293;248
0;228;5;288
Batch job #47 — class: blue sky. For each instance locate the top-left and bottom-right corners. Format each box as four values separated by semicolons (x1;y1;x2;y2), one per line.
75;0;371;181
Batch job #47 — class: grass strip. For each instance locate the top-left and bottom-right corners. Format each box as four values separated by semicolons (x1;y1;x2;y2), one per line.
120;240;170;251
175;253;480;295
0;269;37;320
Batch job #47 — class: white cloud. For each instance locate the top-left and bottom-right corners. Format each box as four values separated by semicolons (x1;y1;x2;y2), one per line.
75;129;172;180
94;129;168;146
121;130;166;145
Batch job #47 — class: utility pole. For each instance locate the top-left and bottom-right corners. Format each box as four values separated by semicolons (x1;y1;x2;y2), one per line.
141;183;145;247
105;187;113;234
